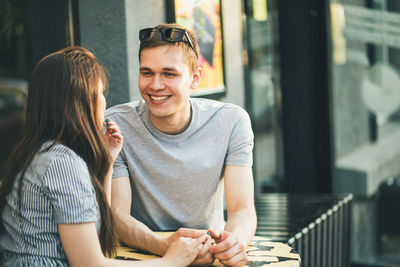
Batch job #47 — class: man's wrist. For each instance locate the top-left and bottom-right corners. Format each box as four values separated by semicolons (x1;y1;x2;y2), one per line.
224;229;252;249
237;231;253;248
158;258;174;267
151;235;169;256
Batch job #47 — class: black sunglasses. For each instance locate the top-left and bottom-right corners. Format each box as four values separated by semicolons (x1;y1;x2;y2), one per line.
139;27;197;57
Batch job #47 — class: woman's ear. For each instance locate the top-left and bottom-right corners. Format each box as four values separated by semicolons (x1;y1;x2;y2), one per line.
190;67;203;89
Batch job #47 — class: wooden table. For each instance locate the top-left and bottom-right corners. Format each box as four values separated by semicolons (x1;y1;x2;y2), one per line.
116;232;300;267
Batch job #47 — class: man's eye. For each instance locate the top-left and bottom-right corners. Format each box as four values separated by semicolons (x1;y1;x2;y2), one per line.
141;72;153;76
165;72;176;77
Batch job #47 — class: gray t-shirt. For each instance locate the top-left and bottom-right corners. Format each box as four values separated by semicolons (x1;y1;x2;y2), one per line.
0;142;100;266
106;98;253;231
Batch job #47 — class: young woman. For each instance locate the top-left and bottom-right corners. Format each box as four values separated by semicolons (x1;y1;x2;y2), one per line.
0;47;207;266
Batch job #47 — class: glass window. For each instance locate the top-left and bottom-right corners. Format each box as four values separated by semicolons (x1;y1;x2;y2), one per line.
243;0;283;194
331;0;400;154
0;0;78;178
331;0;400;265
0;0;78;80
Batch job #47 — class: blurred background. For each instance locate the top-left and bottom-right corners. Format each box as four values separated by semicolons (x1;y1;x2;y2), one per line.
1;0;400;266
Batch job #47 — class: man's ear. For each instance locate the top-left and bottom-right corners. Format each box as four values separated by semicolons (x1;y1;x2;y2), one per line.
190;68;203;89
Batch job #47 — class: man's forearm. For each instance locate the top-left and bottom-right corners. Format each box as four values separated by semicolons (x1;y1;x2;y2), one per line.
113;208;168;256
224;207;257;246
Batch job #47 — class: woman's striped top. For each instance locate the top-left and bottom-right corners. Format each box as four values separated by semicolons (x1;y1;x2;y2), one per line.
0;141;100;266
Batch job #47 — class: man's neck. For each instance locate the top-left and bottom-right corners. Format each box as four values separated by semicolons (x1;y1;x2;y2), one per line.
149;102;192;135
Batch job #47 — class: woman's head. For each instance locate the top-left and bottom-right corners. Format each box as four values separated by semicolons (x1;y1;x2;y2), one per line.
27;46;108;141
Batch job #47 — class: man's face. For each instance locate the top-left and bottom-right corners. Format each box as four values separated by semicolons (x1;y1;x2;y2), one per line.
139;45;198;121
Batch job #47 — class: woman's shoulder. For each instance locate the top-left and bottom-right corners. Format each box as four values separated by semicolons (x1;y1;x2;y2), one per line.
37;141;83;165
32;141;88;180
36;142;92;192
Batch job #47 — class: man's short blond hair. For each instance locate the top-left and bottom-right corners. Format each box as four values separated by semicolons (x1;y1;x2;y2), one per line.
139;24;200;74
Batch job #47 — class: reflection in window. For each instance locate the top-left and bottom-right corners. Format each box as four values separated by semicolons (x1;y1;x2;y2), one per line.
0;0;77;178
244;0;283;193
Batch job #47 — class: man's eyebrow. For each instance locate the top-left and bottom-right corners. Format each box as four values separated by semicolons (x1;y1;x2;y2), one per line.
139;67;151;71
139;67;178;72
162;67;178;72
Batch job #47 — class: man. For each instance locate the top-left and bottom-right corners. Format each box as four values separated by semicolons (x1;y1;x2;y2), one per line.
106;23;257;266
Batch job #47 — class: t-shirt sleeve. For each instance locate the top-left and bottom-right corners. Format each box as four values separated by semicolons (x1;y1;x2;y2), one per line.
225;108;254;167
112;150;129;178
43;153;98;224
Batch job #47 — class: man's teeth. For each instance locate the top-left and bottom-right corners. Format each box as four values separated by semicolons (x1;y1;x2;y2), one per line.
151;95;168;101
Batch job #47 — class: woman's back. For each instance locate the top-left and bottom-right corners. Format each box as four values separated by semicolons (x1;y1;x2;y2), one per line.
0;141;100;266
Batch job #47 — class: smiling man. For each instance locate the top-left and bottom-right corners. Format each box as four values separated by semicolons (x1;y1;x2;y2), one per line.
105;24;257;266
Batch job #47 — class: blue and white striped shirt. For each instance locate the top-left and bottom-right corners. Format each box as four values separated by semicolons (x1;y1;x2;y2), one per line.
0;142;100;266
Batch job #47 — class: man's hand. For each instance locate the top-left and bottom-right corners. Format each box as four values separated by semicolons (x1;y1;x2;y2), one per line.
190;236;214;266
208;229;248;266
165;228;215;265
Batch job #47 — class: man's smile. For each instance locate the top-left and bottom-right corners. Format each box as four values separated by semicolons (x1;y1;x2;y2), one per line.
150;95;170;101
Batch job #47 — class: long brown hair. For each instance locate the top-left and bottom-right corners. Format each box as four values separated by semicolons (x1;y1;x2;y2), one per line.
0;46;117;256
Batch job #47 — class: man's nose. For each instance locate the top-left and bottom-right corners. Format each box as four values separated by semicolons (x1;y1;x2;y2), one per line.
150;75;165;90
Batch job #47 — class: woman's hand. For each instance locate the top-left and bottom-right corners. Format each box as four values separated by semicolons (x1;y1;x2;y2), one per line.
103;119;123;162
162;235;208;267
165;228;214;265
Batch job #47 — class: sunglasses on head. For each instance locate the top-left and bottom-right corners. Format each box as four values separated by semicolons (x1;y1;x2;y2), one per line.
139;27;197;57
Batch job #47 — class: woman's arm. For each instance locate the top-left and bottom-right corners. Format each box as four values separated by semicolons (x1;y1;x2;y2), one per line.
103;120;123;205
59;222;206;267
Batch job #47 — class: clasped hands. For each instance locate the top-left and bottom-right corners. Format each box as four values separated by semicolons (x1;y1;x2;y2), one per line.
166;228;248;266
